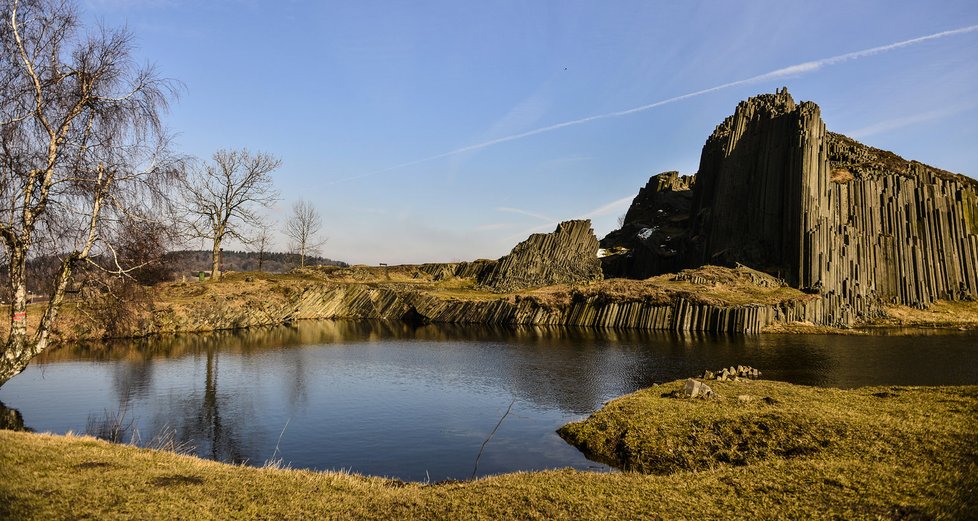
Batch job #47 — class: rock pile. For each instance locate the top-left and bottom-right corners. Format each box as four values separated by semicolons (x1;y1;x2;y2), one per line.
701;365;761;381
665;379;716;399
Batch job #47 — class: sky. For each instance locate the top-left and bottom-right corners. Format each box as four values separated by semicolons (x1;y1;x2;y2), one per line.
82;0;978;265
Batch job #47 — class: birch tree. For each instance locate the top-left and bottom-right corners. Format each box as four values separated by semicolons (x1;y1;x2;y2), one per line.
181;149;280;280
0;0;179;385
285;199;325;268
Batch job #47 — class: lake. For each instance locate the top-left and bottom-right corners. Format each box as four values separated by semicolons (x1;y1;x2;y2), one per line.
1;321;977;482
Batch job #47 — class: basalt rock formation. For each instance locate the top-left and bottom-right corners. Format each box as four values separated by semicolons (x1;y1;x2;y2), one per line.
137;266;818;335
478;220;603;292
600;171;695;278
603;88;978;325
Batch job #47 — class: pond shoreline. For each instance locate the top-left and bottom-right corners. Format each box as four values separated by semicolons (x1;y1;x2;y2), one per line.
2;377;974;519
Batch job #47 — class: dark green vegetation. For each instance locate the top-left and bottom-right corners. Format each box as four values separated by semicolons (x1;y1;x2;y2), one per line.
2;379;975;519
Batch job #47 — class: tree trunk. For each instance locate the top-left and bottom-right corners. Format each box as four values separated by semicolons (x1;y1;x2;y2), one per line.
1;252;80;387
1;249;31;386
211;237;222;280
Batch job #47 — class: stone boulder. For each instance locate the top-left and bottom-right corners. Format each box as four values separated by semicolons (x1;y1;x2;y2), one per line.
682;379;715;399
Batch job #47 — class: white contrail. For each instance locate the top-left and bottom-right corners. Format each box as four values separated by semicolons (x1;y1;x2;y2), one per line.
496;206;557;223
330;24;978;185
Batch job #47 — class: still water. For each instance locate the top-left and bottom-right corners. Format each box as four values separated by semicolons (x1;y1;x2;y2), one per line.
1;321;977;481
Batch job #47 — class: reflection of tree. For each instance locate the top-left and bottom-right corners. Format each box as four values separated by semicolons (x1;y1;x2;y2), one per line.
0;401;29;432
195;347;244;462
112;356;155;405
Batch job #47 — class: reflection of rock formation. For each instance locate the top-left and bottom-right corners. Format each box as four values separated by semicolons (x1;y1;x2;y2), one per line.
478;220;603;292
602;88;978;325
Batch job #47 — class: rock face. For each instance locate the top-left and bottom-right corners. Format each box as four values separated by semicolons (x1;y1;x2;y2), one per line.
600;171;695;278
478;220;603;292
141;281;817;335
603;88;978;325
416;260;496;281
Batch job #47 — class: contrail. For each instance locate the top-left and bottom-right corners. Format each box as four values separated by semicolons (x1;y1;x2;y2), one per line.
496;206;557;223
330;23;978;185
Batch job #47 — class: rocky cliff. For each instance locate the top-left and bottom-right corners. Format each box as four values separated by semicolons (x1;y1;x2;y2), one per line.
478;220;603;292
600;171;695;278
603;88;978;325
126;265;818;335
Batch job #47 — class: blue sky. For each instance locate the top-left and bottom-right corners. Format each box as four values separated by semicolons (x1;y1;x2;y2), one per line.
84;0;978;265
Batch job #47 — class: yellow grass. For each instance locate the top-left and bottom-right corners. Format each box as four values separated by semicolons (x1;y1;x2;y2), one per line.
2;379;975;519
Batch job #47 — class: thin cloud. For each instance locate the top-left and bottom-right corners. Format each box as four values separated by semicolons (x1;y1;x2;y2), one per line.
496;207;557;223
848;102;978;138
581;194;634;219
329;23;978;185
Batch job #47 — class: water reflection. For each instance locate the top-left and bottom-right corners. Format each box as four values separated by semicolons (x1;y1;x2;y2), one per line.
0;401;28;431
3;321;977;480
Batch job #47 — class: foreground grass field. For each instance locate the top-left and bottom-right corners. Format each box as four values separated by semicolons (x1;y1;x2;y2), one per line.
2;380;976;519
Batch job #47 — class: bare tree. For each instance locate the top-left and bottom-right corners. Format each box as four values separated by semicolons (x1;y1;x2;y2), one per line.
0;0;180;385
247;220;275;273
285;200;325;268
181;149;280;280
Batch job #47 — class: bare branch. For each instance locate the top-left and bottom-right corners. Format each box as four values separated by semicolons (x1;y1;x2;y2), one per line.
0;0;183;384
284;199;326;268
179;148;281;279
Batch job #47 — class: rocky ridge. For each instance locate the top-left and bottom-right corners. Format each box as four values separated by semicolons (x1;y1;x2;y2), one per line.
477;220;603;292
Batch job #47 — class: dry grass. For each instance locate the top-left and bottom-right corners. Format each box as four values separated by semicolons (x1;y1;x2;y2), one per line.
882;300;978;329
2;380;976;519
517;265;812;309
830;168;854;184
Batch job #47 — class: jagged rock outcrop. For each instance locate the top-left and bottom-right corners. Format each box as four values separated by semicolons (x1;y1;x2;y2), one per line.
603;87;978;325
600;171;695;278
478;220;603;292
415;260;496;281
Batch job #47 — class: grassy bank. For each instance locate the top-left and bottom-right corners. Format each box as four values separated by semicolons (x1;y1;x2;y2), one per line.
2;380;976;519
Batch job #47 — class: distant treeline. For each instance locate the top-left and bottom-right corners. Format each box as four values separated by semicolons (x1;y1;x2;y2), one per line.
0;250;348;299
164;250;347;277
